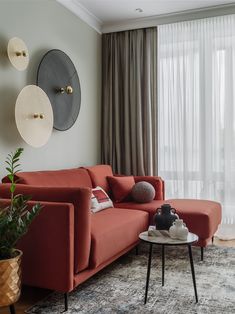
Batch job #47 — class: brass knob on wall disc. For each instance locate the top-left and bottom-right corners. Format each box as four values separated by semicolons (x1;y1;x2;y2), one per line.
58;86;73;94
65;86;73;94
33;113;44;119
16;51;27;57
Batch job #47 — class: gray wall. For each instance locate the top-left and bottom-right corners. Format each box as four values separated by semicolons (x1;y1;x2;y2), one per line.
0;0;101;179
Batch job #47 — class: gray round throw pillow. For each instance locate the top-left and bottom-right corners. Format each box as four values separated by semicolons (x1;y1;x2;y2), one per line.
131;181;155;203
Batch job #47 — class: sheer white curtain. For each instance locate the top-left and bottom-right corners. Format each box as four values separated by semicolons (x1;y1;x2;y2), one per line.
158;15;235;240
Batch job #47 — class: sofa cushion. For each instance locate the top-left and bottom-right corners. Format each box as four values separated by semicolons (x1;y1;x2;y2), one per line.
114;200;165;224
166;199;222;240
90;208;148;268
84;165;113;193
114;199;222;243
107;176;135;202
2;168;92;188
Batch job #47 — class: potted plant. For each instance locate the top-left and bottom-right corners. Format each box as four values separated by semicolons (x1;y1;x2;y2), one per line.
0;148;42;313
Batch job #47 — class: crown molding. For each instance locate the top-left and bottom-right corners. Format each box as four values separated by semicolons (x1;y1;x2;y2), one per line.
57;1;235;34
102;3;235;33
57;0;102;34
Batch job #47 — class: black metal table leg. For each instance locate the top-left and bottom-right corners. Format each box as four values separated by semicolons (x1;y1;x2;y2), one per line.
188;245;198;303
144;243;153;304
200;247;204;261
162;245;165;286
9;304;15;314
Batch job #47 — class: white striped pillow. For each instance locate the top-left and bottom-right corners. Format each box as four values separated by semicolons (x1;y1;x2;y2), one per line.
91;186;113;213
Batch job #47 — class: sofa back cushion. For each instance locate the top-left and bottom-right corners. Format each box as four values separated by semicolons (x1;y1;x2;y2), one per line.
2;168;93;188
84;165;113;193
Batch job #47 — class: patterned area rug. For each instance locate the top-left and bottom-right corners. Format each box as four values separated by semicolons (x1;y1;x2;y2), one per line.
27;244;235;314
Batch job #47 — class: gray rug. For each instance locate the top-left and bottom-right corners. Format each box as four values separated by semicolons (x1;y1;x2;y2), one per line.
26;244;235;314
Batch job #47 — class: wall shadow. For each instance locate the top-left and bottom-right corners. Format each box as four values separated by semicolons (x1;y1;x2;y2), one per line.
0;86;22;146
26;48;51;85
0;34;10;68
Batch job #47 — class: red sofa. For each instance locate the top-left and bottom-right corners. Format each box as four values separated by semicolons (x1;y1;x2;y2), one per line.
0;164;221;311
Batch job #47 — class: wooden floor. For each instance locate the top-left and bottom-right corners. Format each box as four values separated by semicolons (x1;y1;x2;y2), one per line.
1;287;51;314
1;237;235;314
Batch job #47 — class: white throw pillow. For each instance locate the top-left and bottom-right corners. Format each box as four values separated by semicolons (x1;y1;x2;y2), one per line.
91;186;113;213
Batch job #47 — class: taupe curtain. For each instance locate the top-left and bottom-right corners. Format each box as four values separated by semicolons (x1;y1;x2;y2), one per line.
101;28;158;176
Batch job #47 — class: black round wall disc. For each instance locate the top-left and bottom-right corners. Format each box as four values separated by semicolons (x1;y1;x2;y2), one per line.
37;49;81;131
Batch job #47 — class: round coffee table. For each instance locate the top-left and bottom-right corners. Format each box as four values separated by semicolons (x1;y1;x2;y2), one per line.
139;231;199;304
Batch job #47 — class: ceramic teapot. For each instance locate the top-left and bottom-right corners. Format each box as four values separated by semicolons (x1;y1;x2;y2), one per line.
169;219;189;240
154;204;179;230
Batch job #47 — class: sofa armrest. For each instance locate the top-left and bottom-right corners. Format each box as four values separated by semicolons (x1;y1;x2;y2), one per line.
0;199;74;292
0;184;92;274
133;176;165;200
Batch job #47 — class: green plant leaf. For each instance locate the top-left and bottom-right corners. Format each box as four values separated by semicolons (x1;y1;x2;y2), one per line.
0;148;42;260
5;167;13;174
5;160;12;167
13;164;21;170
10;184;16;193
7;174;14;182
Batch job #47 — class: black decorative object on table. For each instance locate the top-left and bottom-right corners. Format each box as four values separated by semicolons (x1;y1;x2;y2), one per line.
154;204;179;230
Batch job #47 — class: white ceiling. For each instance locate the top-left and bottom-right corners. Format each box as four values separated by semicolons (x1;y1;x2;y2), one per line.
57;0;235;33
77;0;234;24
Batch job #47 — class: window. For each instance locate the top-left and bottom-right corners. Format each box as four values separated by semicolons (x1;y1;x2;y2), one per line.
158;15;235;239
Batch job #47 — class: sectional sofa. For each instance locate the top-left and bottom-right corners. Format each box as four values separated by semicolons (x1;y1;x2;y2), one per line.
0;164;221;311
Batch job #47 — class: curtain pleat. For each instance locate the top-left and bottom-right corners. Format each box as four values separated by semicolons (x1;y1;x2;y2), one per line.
102;28;158;176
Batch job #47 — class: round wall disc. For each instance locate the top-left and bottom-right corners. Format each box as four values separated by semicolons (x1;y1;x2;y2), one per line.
7;37;29;71
37;49;81;131
15;85;53;148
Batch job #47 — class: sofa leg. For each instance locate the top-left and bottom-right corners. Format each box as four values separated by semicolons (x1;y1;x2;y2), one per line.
135;245;139;255
64;293;68;312
200;247;204;261
212;236;214;244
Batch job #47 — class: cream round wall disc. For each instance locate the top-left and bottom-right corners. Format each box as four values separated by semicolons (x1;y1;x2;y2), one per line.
7;37;29;71
15;85;54;148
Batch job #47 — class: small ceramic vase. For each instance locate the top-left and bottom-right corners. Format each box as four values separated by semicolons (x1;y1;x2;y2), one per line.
169;219;189;240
